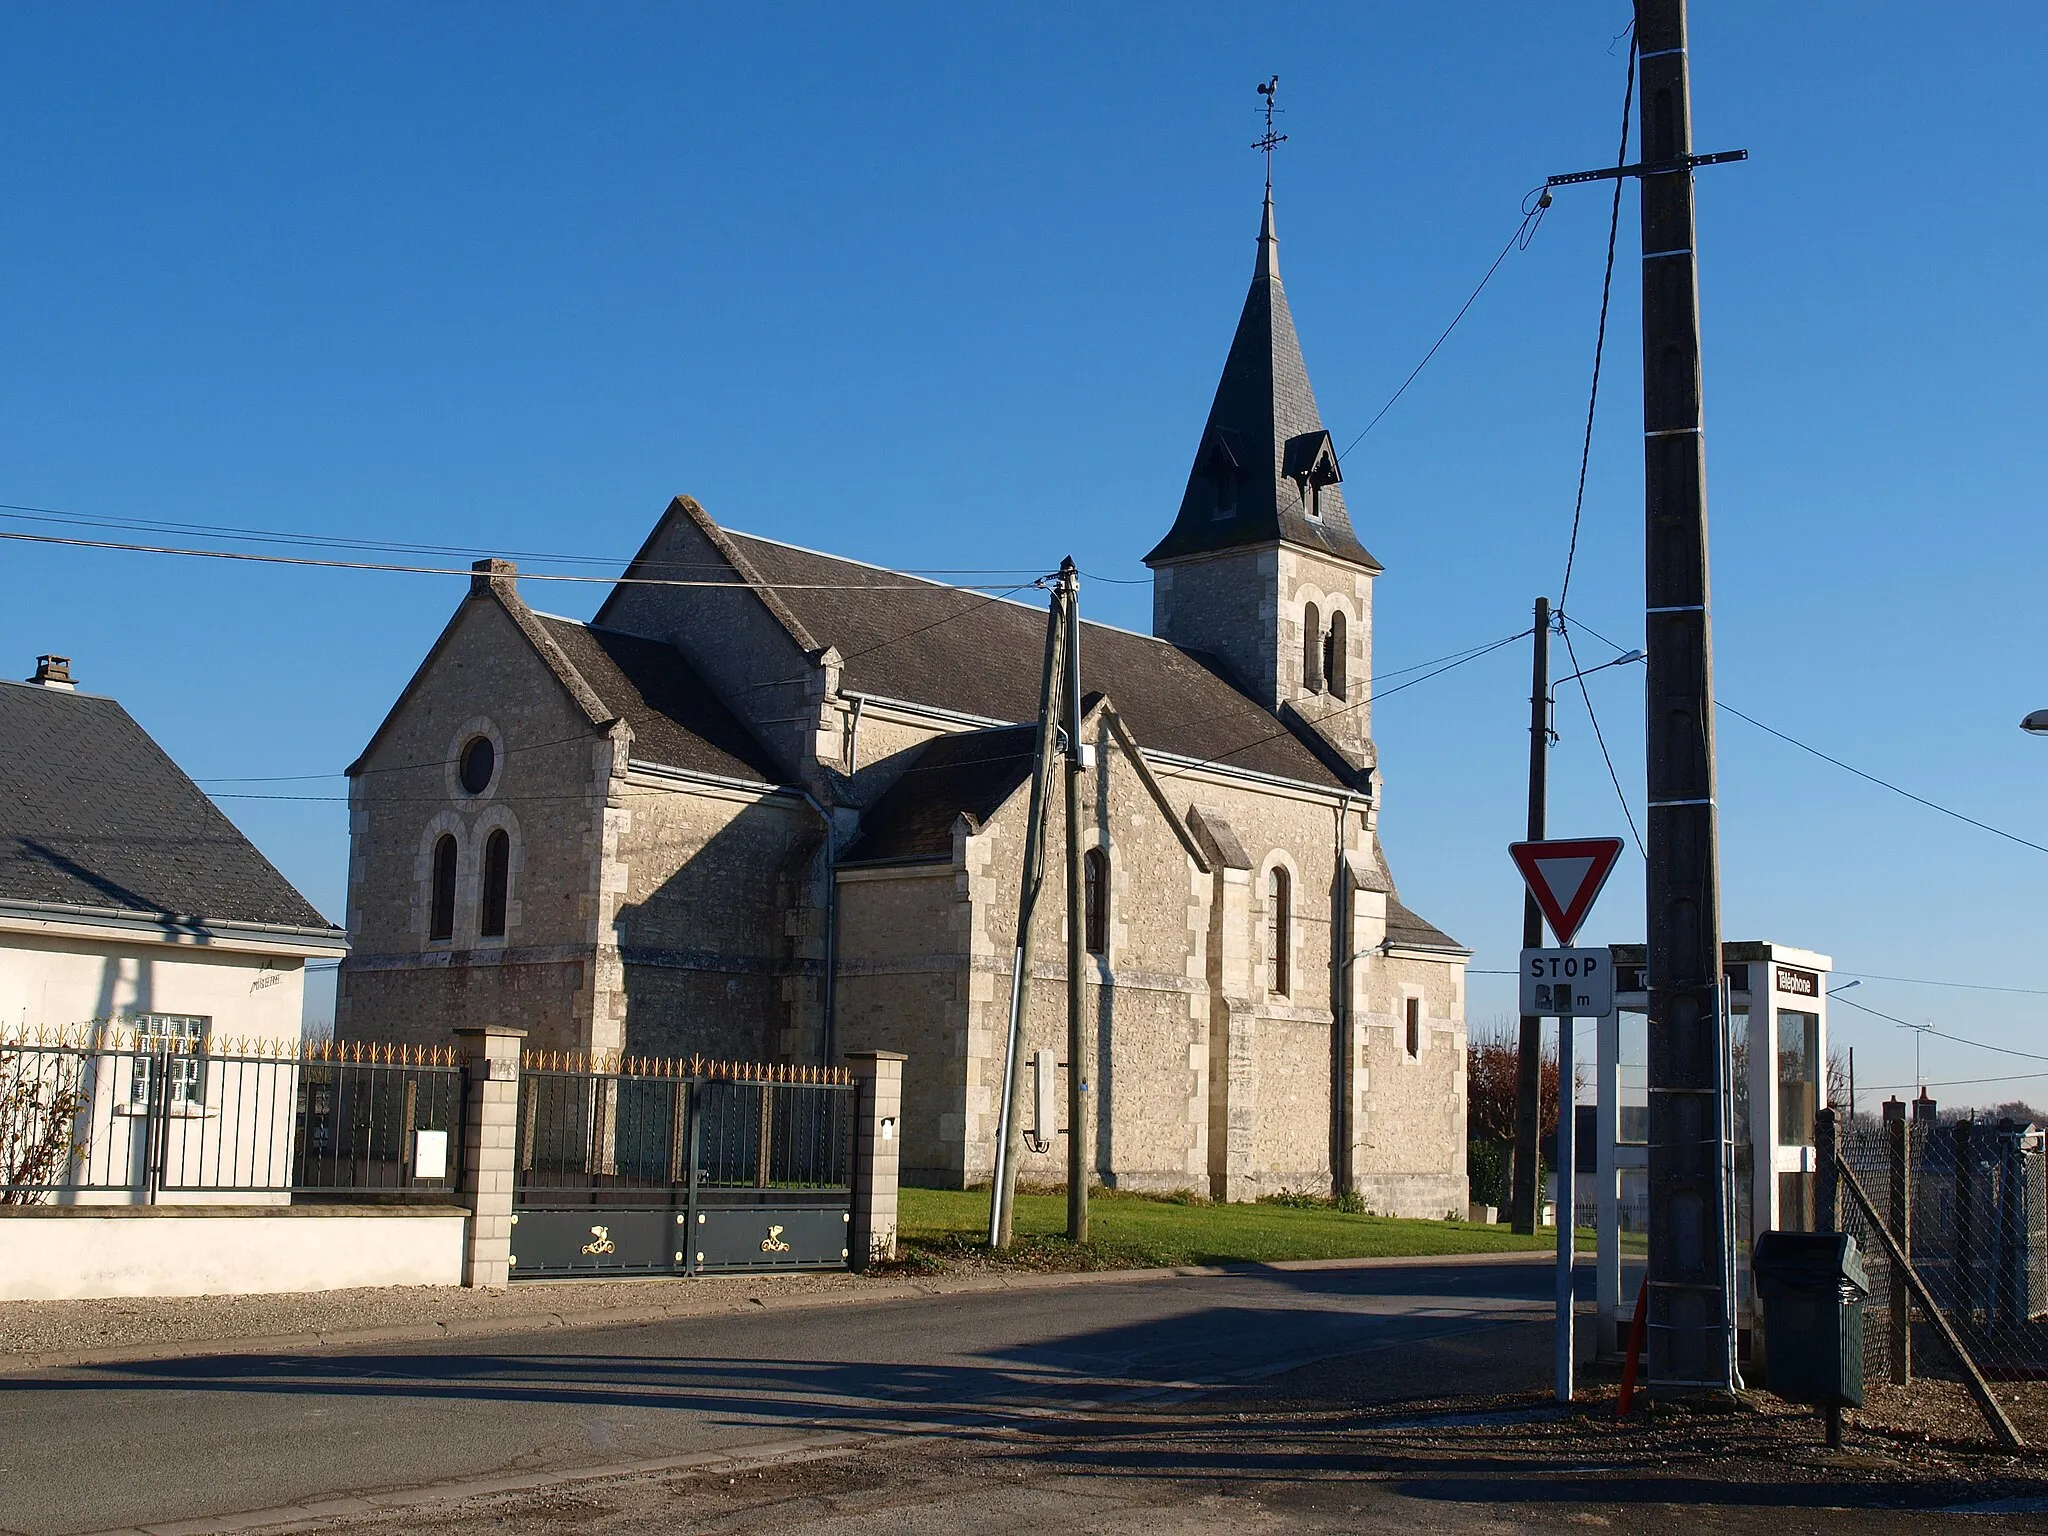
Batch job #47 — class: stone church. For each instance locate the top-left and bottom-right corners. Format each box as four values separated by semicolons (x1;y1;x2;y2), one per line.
337;190;1471;1214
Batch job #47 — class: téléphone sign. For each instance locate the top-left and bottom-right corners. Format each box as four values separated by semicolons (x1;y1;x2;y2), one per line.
1520;948;1615;1018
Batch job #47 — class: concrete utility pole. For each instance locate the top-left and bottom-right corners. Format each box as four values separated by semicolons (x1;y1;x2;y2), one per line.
1062;560;1090;1243
989;573;1070;1249
1636;0;1733;1391
1511;597;1551;1235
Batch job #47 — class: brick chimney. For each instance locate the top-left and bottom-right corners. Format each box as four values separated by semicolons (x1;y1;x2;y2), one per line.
29;655;74;690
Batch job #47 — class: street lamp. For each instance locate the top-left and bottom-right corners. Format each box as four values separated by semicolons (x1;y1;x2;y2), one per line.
2024;709;2048;736
1558;649;1646;686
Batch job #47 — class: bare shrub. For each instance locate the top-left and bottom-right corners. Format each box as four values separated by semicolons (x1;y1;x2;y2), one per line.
0;1047;89;1201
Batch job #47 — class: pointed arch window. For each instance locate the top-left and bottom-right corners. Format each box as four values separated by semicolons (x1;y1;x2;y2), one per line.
1083;847;1109;957
1302;603;1323;694
1266;866;1291;997
480;829;511;939
429;835;458;942
1324;609;1348;700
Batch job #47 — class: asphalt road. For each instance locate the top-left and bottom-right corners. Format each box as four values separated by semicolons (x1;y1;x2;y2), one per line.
0;1257;1561;1536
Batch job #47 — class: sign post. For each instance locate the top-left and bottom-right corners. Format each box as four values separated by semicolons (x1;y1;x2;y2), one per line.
1509;837;1624;1404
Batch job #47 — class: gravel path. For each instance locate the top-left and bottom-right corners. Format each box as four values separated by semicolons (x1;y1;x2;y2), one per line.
0;1269;887;1365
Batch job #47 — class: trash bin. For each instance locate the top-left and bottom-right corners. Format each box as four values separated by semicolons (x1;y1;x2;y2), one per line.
1753;1231;1869;1443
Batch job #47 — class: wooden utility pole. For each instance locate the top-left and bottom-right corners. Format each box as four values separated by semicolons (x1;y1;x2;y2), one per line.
1637;0;1732;1390
1061;559;1090;1243
988;574;1069;1249
1511;596;1551;1234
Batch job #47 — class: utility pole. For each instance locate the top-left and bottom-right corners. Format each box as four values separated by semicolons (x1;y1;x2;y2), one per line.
1061;559;1090;1243
1636;0;1732;1392
1511;596;1551;1234
988;572;1069;1249
1544;0;1746;1391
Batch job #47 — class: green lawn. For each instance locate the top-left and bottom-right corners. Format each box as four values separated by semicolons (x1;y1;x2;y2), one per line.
895;1186;1575;1271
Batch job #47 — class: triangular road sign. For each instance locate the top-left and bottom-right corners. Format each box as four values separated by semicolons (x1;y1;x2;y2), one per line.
1509;837;1625;946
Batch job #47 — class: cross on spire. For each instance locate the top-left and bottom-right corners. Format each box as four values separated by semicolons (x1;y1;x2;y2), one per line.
1253;76;1287;193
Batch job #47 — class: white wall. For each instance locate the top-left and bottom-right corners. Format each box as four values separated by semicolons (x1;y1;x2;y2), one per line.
0;1209;468;1299
0;929;312;1040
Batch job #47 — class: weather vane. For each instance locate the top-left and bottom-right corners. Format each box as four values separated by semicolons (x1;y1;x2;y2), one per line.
1253;76;1286;193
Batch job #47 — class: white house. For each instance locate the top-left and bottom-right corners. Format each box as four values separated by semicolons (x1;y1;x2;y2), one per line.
0;655;348;1203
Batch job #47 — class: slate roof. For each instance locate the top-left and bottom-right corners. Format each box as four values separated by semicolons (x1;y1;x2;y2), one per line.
1145;196;1380;572
722;534;1349;791
838;725;1036;865
536;618;781;784
1385;895;1465;953
0;679;337;932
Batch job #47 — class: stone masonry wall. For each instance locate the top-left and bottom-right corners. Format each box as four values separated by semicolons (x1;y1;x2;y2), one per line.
611;775;823;1064
833;863;968;1187
338;596;610;1051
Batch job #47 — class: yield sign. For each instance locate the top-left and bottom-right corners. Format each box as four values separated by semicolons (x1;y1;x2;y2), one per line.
1509;837;1624;946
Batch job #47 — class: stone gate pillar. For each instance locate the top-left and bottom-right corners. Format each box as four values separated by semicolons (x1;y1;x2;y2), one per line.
847;1051;905;1268
454;1025;525;1287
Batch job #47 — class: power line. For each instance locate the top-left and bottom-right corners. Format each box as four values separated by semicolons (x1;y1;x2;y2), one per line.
1835;970;2048;998
1830;990;2048;1065
0;501;1050;579
0;526;1036;592
1153;627;1532;777
1555;611;2048;862
1862;1074;2048;1097
1556;615;1644;858
1557;32;1634;610
1716;699;2048;858
1335;193;1550;462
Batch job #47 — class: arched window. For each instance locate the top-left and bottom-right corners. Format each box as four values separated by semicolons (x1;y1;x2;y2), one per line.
1302;603;1323;694
1266;866;1291;997
1324;609;1348;700
480;829;510;939
1083;848;1109;957
429;835;458;942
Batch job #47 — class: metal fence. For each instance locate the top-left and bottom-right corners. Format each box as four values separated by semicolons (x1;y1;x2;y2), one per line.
0;1025;464;1203
516;1051;853;1201
1829;1113;2048;1382
1815;1108;2040;1449
512;1050;855;1277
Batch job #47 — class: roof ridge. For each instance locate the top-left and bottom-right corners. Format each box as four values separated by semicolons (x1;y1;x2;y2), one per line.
724;529;1209;654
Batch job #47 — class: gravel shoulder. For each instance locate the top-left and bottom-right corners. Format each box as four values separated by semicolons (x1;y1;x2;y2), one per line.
0;1248;1548;1372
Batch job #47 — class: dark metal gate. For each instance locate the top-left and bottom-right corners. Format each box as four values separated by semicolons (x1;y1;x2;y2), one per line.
510;1053;854;1280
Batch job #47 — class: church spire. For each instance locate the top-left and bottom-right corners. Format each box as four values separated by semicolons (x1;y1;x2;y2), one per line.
1144;166;1378;573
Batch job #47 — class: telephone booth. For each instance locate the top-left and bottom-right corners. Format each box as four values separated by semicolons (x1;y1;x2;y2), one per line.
1594;941;1833;1357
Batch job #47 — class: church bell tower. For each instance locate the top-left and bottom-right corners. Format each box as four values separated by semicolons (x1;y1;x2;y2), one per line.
1144;182;1382;771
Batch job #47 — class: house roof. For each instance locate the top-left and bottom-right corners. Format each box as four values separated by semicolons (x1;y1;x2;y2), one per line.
722;533;1349;791
838;724;1036;865
535;618;782;784
1144;194;1380;573
1384;895;1466;955
0;679;337;933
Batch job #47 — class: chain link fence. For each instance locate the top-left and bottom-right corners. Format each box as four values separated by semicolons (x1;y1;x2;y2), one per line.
1821;1107;2040;1446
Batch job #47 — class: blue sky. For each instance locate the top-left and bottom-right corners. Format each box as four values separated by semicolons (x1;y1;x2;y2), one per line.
2;5;2043;1108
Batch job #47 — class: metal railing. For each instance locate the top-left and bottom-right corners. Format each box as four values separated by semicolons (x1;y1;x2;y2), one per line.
516;1051;854;1207
0;1025;463;1203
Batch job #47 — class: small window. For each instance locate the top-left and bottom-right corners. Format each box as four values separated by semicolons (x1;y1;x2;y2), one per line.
1212;470;1237;520
480;829;510;939
129;1014;207;1109
1266;866;1291;997
458;736;496;795
1405;996;1421;1059
1083;848;1109;957
430;834;458;941
1325;610;1348;700
1302;604;1323;695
